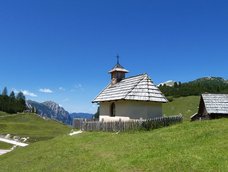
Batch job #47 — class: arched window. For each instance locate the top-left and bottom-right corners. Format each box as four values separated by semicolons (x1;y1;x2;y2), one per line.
110;102;115;117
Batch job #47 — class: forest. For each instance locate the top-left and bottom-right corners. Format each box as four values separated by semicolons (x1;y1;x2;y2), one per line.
0;87;26;114
159;77;228;100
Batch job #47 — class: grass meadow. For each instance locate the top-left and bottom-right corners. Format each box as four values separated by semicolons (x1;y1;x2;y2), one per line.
0;118;227;172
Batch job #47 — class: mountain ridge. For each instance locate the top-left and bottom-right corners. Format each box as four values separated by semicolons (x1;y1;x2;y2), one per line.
27;100;71;125
191;76;228;84
159;76;228;98
159;76;228;87
27;100;93;125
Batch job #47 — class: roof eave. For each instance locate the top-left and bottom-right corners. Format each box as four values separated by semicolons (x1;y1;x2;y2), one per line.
108;68;129;73
92;98;168;103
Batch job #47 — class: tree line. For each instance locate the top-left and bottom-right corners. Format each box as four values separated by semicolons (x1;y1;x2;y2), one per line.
0;87;27;114
159;77;228;101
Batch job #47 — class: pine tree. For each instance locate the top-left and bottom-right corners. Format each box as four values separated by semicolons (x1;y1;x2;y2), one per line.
2;87;8;96
9;91;16;99
16;92;26;100
16;92;26;112
94;107;100;119
179;82;182;87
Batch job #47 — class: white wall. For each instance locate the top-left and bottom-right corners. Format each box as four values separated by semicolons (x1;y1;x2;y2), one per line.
99;100;163;121
99;115;130;122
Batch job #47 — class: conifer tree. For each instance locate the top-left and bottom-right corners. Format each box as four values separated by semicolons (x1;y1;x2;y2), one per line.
94;107;100;119
16;91;26;100
2;87;8;96
0;88;27;113
9;91;16;99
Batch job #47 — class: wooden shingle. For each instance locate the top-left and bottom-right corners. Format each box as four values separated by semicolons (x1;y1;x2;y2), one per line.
93;74;168;103
202;94;228;114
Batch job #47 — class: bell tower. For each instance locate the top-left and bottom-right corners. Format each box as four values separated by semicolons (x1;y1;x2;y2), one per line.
109;55;129;85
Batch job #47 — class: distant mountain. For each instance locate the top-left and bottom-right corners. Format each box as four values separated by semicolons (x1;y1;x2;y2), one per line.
158;80;175;87
27;100;94;125
27;100;71;125
70;113;94;119
191;77;228;84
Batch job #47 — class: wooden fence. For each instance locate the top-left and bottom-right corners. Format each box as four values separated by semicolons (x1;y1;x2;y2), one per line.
73;115;183;132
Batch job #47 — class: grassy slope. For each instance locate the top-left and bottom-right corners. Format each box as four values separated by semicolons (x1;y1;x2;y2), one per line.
0;111;10;117
0;142;12;149
0;119;227;172
0;113;71;144
0;112;17;149
163;96;200;120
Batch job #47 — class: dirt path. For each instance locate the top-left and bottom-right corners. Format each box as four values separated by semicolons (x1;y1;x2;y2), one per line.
0;149;11;155
69;130;83;136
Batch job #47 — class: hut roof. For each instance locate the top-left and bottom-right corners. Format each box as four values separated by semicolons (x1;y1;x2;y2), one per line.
93;74;168;103
202;94;228;114
108;63;129;73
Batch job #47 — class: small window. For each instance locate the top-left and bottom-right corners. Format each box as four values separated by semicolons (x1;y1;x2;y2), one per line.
110;102;116;117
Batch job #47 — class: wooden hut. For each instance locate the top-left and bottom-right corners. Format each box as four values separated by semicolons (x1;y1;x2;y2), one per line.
191;94;228;121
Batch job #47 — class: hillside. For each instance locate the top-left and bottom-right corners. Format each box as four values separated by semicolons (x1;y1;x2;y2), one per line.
0;112;71;145
0;119;227;171
159;77;228;98
163;96;200;120
0;111;9;117
0;142;12;149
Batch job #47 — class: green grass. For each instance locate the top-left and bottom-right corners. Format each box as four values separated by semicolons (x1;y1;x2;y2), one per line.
0;111;11;117
0;119;227;172
0;142;12;149
163;96;200;120
0;113;71;145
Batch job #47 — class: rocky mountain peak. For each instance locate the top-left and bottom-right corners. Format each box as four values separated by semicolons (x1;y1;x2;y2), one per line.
157;80;176;87
27;100;70;124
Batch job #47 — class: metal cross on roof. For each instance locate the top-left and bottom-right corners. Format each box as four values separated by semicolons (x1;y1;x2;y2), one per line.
117;54;120;64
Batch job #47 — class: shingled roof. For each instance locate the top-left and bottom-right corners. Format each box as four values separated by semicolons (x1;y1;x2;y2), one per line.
108;62;129;73
93;74;168;103
202;94;228;114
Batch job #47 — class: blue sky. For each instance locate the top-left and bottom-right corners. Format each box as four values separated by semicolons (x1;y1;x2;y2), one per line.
0;0;228;113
